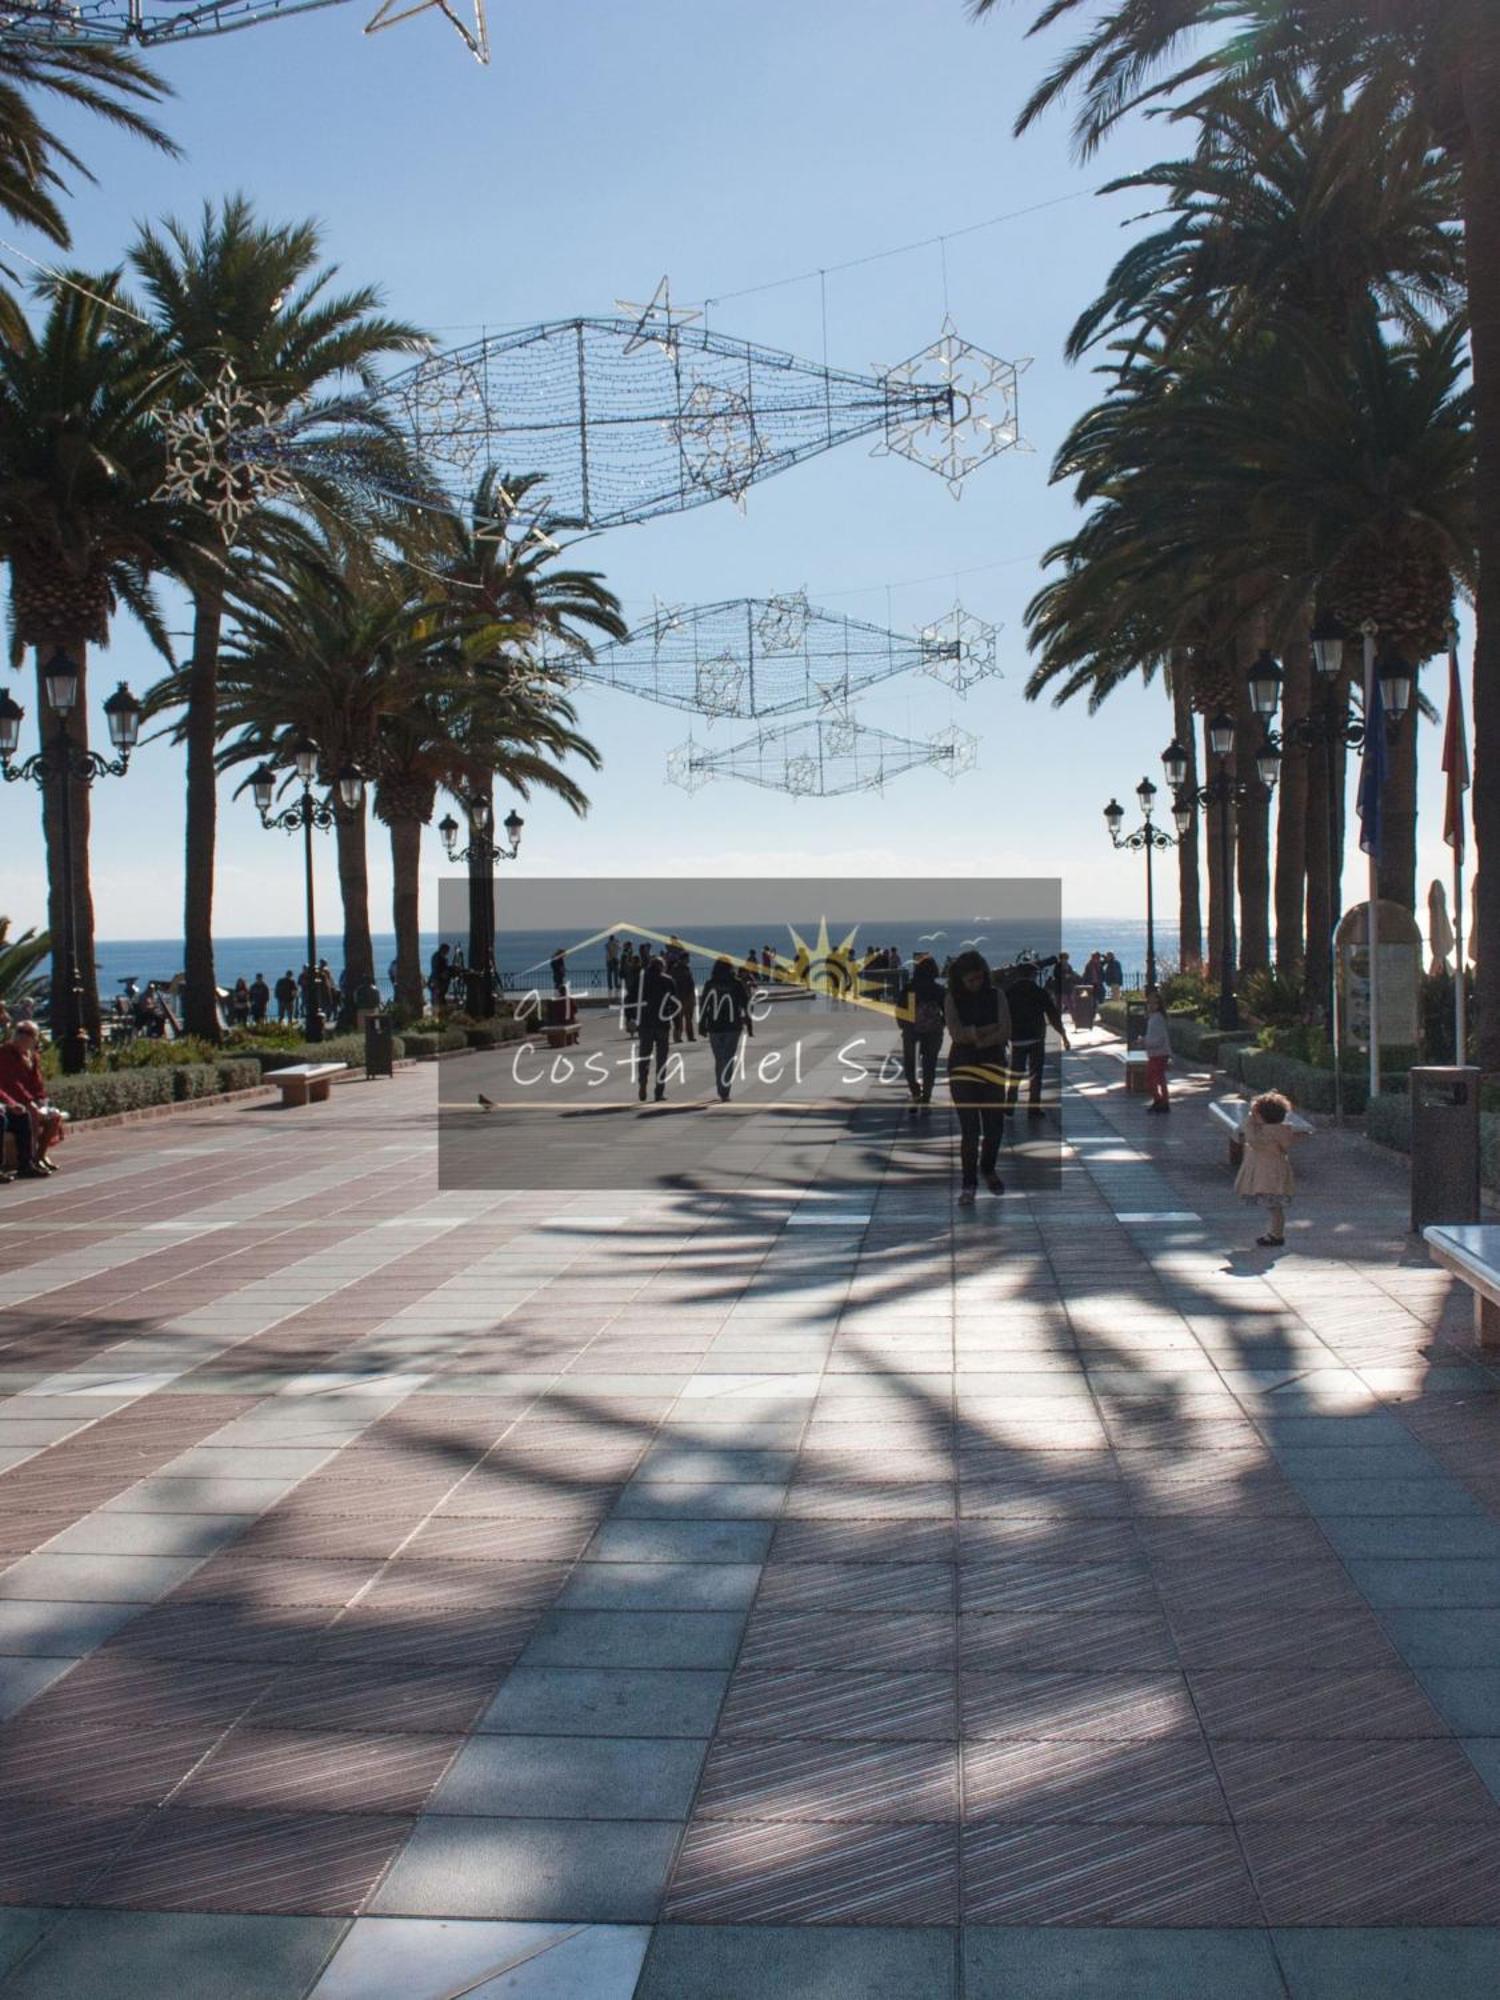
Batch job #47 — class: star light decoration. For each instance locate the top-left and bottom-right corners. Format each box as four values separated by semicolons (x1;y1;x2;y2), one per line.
878;316;1029;498
365;0;489;62
615;276;702;357
154;364;300;544
919;603;1002;695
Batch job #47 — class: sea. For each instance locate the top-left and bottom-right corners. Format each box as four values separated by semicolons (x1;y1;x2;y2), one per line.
88;918;1168;1000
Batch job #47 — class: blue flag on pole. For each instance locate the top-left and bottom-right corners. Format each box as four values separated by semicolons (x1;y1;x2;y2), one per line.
1357;674;1386;860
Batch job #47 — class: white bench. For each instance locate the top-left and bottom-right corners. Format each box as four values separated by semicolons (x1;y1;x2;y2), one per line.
1209;1097;1314;1168
1424;1225;1500;1350
269;1062;348;1107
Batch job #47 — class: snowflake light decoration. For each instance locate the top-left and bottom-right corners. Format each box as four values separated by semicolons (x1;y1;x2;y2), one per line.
878;316;1029;498
929;724;980;777
755;589;812;654
155;364;300;544
669;382;766;507
824;715;860;756
666;738;711;794
784;754;820;796
695;652;747;717
919;603;1002;695
399;350;492;476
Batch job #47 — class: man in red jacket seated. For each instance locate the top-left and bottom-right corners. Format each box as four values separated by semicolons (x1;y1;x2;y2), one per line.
0;1022;55;1178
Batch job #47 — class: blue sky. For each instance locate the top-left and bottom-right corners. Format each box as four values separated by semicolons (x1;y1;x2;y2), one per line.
0;0;1468;948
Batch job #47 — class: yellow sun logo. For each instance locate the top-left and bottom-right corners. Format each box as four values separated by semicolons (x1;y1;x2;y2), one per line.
778;918;892;1014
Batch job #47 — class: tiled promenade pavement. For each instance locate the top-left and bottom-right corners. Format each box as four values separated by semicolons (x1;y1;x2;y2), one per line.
0;1013;1499;1997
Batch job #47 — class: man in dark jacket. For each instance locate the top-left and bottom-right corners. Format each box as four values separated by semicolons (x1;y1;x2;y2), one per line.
249;974;271;1025
1006;959;1070;1117
635;952;679;1101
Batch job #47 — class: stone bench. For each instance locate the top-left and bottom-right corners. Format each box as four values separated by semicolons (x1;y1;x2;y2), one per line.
1103;1047;1151;1095
1424;1224;1500;1350
269;1062;348;1107
1209;1096;1314;1169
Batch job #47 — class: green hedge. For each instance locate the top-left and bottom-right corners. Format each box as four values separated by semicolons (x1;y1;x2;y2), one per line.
399;1026;469;1059
1233;1044;1354;1114
47;1056;271;1123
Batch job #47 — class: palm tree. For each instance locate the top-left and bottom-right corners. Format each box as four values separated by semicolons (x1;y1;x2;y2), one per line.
0;39;176;341
130;195;426;1038
0;917;50;1010
0;276;201;1054
975;0;1500;1052
413;470;622;1007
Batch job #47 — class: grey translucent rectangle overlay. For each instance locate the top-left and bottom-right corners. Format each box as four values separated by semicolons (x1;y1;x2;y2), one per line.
435;877;1062;1191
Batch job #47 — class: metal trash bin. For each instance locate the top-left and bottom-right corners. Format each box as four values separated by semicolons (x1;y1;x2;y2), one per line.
1409;1065;1480;1233
1071;988;1097;1030
363;1012;394;1080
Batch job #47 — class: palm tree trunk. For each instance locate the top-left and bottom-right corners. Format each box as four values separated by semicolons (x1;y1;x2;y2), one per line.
181;581;224;1041
1377;659;1420;913
333;807;374;1024
1170;657;1202;967
1274;635;1310;973
1234;663;1271;974
35;638;101;1059
389;815;425;1018
1462;38;1500;1068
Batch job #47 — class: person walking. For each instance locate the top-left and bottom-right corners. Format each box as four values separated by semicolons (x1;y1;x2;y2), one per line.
229;978;251;1028
669;951;697;1044
1235;1090;1300;1248
1102;950;1123;1000
1005;957;1069;1120
619;943;641;1034
635;950;677;1102
249;973;270;1025
1142;988;1172;1113
699;956;752;1100
897;952;946;1110
945;950;1010;1206
550;946;568;995
274;970;297;1023
605;935;620;996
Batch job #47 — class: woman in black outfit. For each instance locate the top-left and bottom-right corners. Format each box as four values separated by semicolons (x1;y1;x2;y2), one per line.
698;957;753;1101
944;949;1011;1206
898;953;946;1110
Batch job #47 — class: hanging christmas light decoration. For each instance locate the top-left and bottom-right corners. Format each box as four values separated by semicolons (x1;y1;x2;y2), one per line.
665;716;978;798
918;602;1002;695
154;363;301;544
373;310;1013;529
0;0;490;60
565;594;996;720
878;316;1029;498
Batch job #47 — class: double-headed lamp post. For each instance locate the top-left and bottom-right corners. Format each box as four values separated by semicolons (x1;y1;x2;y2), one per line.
248;737;365;1045
437;796;524;1018
1164;656;1284;1032
0;655;142;1073
1103;776;1191;991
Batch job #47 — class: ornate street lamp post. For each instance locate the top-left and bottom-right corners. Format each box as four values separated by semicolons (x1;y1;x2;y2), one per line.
1103;776;1189;991
437;795;524;1017
0;656;142;1073
1166;676;1283;1032
248;738;364;1045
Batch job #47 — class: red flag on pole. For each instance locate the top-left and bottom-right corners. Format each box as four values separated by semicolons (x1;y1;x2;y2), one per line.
1443;645;1470;859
